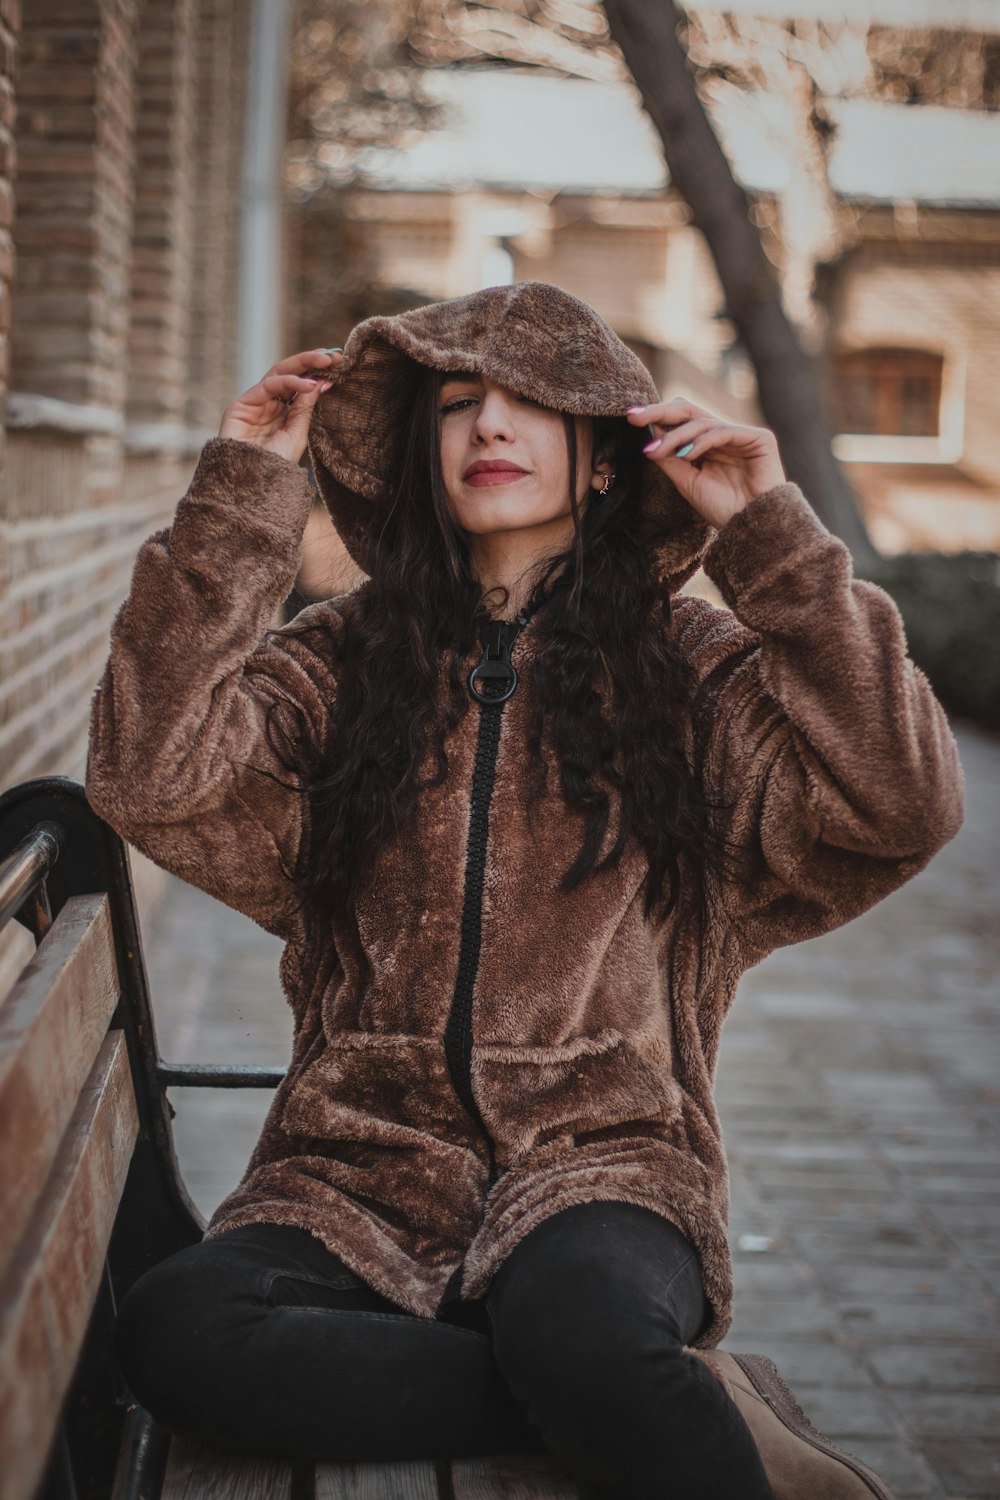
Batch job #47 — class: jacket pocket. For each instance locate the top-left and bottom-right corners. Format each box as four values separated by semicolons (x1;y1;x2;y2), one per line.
279;1031;473;1153
471;1027;683;1164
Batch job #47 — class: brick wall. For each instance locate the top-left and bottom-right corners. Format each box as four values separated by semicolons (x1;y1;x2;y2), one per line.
10;0;136;412
0;0;16;433
125;0;197;430
0;0;17;699
2;0;141;802
0;0;256;992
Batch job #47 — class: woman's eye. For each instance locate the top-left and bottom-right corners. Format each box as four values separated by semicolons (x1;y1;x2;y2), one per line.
440;397;476;415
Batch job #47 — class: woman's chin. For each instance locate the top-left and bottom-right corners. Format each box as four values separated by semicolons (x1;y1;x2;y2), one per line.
452;497;571;536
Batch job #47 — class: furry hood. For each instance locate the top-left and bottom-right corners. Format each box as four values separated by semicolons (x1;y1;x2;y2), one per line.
306;280;713;594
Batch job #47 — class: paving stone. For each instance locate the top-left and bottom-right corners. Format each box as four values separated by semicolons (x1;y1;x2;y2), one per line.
896;1175;998;1203
967;1267;1000;1300
813;1262;989;1302
756;1189;908;1218
713;1076;816;1104
923;1201;1000;1232
757;991;867;1019
792;1226;955;1265
164;1079;283;1219
725;1290;841;1340
737;1138;875;1163
786;1382;906;1439
788;1203;947;1231
828;1439;944;1498
874;1134;1000;1162
919;1438;1000;1496
718;1337;865;1386
721;1107;847;1132
730;1256;814;1293
833;1299;1000;1342
865;1343;1000;1391
749;1163;895;1193
887;1390;1000;1438
727;1178;768;1215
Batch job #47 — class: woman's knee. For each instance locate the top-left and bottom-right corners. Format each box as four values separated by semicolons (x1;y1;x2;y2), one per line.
114;1238;266;1431
486;1201;708;1392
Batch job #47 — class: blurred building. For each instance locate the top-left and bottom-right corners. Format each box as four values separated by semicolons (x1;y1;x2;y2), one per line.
321;67;1000;559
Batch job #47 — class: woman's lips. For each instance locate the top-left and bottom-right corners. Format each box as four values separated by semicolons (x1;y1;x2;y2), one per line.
464;468;529;487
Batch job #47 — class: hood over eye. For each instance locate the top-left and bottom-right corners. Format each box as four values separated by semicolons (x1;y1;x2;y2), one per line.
306;280;713;594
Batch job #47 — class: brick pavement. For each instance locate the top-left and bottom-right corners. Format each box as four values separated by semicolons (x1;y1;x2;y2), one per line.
143;721;999;1499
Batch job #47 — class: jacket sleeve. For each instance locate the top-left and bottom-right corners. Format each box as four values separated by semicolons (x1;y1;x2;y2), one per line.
86;436;338;945
673;479;965;967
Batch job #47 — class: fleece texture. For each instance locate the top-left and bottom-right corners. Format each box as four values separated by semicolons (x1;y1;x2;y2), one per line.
86;280;965;1349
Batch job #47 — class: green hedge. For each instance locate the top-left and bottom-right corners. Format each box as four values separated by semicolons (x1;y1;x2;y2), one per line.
863;550;1000;730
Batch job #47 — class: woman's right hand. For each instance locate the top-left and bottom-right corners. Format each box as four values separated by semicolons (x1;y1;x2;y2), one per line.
218;347;344;465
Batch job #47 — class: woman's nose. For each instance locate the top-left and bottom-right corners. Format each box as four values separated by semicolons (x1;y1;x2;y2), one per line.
473;392;517;441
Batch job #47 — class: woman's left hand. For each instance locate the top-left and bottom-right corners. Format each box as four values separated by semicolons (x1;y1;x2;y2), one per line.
625;398;787;530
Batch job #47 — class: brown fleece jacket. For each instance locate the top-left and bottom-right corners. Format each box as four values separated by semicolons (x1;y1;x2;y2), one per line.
86;282;964;1348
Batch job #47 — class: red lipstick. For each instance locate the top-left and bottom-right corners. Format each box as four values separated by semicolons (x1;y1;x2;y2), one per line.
463;460;529;486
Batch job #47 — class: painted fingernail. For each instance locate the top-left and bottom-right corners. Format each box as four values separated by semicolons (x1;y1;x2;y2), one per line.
322;346;343;355
643;438;661;454
677;442;695;458
626;405;646;414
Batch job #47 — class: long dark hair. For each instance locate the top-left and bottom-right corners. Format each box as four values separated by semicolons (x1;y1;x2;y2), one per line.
266;362;740;934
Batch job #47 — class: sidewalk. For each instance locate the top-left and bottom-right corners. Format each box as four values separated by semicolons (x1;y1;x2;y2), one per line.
144;721;999;1500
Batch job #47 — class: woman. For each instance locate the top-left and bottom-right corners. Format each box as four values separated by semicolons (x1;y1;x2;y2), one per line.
88;281;963;1499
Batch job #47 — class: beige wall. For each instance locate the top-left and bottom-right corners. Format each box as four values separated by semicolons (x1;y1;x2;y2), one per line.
1;0;252;794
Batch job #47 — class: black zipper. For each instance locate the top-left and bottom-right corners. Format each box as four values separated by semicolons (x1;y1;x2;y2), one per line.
443;613;528;1191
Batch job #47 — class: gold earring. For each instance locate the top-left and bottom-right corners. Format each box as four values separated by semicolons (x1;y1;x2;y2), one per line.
598;472;614;495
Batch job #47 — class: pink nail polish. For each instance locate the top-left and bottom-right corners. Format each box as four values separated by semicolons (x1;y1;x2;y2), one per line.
643;439;661;454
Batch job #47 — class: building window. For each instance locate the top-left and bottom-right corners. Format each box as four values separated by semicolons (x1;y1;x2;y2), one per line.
831;348;943;437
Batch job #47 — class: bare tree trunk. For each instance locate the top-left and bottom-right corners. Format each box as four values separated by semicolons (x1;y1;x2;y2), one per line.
602;0;877;568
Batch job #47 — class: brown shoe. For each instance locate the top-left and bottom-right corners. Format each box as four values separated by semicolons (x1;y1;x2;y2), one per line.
685;1347;898;1499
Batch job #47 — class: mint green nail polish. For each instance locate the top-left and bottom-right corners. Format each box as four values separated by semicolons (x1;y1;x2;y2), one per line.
677;442;695;458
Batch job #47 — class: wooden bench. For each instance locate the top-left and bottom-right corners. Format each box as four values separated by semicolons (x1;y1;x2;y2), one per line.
0;776;580;1500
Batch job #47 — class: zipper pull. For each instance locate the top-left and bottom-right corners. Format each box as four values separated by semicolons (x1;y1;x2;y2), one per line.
468;618;521;704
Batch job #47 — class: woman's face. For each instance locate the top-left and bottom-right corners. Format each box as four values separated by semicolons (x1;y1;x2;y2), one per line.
437;371;598;538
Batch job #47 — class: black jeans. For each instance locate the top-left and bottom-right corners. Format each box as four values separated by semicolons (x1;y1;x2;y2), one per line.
114;1200;776;1500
